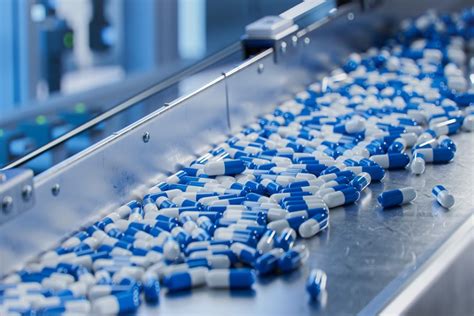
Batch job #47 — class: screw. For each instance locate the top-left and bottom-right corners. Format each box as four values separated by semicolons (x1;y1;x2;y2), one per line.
291;35;298;47
280;41;287;54
22;185;33;202
304;37;310;45
347;12;354;21
257;63;264;74
2;196;13;214
51;184;60;196
142;132;150;143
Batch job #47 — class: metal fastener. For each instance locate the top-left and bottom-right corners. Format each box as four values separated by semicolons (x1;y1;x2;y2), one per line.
257;63;264;74
22;185;33;202
291;35;298;47
2;196;13;214
347;12;354;21
51;184;60;196
142;132;150;143
304;37;310;45
280;41;287;54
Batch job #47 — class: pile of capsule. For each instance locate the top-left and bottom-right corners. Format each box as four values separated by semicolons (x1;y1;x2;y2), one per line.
2;7;473;316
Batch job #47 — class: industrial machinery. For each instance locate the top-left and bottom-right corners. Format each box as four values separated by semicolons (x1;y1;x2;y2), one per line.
1;0;473;315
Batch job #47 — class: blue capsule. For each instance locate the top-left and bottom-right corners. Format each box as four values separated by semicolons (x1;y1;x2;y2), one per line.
378;187;417;208
255;248;284;274
275;228;297;251
230;242;258;266
370;153;410;169
163;267;207;292
306;269;327;299
278;245;308;273
92;291;140;314
414;148;454;163
349;172;371;191
432;185;455;208
204;159;246;176
206;268;255;289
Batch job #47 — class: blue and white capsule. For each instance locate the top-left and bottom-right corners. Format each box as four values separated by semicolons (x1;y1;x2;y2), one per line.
92;291;140;315
163;267;207;291
410;152;426;175
230;242;258;265
204;160;246;176
349;172;371;191
278;244;309;273
432;185;455;208
378;187;417;208
306;269;327;300
413;148;454;164
254;248;285;274
206;269;255;289
298;211;329;238
275;228;297;251
322;187;360;209
369;153;410;170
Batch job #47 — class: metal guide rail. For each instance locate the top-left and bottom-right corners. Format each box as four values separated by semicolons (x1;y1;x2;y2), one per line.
1;0;473;315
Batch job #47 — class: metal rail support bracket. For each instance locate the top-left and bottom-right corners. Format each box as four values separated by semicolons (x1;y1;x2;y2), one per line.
242;16;299;60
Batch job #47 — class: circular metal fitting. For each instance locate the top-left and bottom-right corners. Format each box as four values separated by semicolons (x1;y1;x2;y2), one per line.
51;184;60;196
2;196;13;214
22;185;33;202
280;41;287;54
257;63;264;74
142;132;151;143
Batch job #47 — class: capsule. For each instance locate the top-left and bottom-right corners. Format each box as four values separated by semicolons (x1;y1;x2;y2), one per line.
278;245;309;273
378;187;416;208
306;269;327;299
275;228;297;251
432;185;455;208
369;153;410;169
206;269;255;289
322;187;360;208
413;148;454;164
410;152;425;175
254;248;284;274
256;230;277;254
298;212;329;238
438;135;457;153
92;291;140;315
204;160;245;176
267;216;307;234
349;172;371;191
163;267;207;291
230;242;258;266
142;273;160;303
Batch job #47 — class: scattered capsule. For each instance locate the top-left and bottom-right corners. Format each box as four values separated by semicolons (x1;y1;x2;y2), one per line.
432;185;455;208
163;267;207;292
92;291;140;315
298;211;329;238
349;172;371;191
204;160;246;176
378;187;417;208
306;269;327;299
206;269;255;289
410;152;426;175
322;187;360;208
